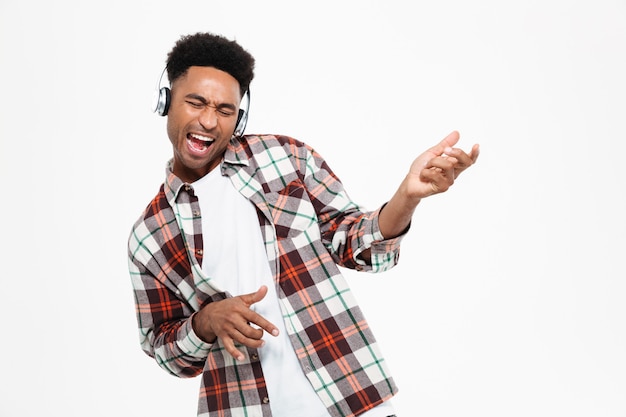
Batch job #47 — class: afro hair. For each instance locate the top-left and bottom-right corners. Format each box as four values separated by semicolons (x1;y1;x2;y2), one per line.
166;32;255;96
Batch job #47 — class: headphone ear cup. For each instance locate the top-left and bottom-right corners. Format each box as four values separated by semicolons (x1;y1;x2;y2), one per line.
151;67;171;116
233;90;250;137
236;109;244;128
234;108;248;137
156;87;171;116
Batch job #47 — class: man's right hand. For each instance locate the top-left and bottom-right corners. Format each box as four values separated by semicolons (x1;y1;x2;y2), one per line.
192;285;280;361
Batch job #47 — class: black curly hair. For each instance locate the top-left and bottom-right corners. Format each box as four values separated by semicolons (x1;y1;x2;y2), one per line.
166;32;255;96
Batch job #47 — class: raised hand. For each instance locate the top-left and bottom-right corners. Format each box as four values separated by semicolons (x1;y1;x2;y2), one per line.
378;131;479;239
406;130;480;198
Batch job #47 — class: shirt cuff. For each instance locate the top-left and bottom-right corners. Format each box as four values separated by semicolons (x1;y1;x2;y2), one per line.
354;205;408;272
369;234;404;272
176;313;213;359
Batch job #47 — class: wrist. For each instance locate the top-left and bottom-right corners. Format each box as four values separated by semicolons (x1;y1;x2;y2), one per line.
396;176;423;210
192;311;217;344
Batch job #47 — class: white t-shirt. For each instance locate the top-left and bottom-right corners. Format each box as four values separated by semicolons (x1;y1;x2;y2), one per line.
193;166;395;417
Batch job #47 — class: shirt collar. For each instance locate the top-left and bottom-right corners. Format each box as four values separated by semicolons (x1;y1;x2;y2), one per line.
223;136;251;167
164;159;185;207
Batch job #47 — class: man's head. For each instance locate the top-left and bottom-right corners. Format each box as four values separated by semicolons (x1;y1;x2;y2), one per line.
163;33;256;182
166;32;255;97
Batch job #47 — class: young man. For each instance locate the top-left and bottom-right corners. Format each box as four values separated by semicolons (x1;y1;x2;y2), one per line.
128;32;479;417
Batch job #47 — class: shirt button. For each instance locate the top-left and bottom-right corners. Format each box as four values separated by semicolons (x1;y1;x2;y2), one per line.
193;210;200;217
262;397;269;404
196;249;203;256
251;353;259;361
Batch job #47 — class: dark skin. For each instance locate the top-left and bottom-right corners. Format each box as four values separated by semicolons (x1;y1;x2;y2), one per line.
167;66;480;361
167;66;243;183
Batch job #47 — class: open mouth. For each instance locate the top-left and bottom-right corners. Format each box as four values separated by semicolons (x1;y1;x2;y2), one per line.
187;133;214;152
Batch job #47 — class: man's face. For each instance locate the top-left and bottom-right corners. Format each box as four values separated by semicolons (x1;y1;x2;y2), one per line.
166;66;242;182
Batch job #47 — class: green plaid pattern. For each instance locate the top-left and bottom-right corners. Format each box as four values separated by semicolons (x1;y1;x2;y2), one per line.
128;135;402;416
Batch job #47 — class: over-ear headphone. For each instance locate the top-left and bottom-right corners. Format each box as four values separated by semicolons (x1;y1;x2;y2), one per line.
234;89;250;137
151;67;171;117
151;67;251;137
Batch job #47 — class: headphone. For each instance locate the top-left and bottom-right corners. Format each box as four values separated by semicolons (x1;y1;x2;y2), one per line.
151;67;250;137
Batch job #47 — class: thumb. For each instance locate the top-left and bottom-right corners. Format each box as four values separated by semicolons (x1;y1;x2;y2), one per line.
241;285;269;307
429;130;460;155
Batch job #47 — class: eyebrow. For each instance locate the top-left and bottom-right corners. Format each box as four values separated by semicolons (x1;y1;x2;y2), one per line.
185;93;237;111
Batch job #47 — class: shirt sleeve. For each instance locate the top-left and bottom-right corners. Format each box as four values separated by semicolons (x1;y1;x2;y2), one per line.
302;145;407;273
128;235;212;378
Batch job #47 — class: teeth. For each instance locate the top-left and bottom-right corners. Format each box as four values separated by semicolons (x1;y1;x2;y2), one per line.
189;133;214;143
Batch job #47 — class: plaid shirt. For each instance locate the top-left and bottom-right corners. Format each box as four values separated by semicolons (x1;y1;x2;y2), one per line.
128;134;403;417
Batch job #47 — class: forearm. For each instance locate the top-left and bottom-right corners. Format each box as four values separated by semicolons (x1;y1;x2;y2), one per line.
378;177;421;239
130;262;210;378
148;315;210;378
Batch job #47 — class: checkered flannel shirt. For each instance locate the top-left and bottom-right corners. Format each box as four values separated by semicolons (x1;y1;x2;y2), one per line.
128;134;403;417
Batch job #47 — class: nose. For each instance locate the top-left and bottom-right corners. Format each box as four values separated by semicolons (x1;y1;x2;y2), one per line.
198;107;218;130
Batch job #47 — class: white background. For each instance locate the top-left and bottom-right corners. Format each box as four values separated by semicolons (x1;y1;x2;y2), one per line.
1;1;625;416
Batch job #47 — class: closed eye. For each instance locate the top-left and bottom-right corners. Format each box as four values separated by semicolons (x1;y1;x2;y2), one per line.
216;106;236;117
185;100;204;109
184;94;237;117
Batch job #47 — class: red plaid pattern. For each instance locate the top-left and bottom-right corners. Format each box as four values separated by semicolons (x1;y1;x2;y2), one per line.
128;135;403;417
